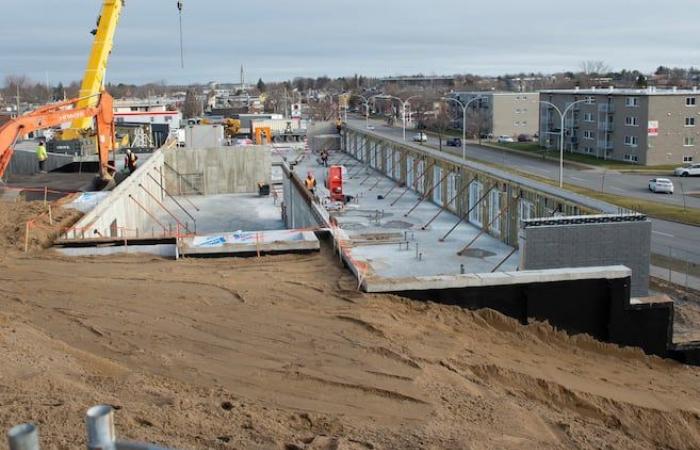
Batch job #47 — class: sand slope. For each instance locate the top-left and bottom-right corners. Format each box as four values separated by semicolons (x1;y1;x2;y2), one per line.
1;241;699;449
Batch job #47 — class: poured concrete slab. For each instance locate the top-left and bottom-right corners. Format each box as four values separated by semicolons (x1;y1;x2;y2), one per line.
179;230;319;257
151;193;285;235
294;151;519;280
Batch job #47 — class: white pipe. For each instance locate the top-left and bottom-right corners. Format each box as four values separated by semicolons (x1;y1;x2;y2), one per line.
7;424;40;450
86;405;116;450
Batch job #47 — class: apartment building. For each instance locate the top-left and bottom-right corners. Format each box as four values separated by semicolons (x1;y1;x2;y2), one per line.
539;87;700;165
448;91;540;138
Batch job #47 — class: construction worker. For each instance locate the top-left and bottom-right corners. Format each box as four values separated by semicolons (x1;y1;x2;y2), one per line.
36;140;48;174
304;171;317;195
125;149;138;175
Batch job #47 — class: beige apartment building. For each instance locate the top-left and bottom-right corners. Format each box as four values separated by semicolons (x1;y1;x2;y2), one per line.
539;87;700;165
449;91;540;138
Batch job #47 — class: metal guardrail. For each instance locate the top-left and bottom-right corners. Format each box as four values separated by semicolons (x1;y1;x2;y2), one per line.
7;405;177;450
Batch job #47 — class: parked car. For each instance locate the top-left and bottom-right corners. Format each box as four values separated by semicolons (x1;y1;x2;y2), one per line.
497;135;515;144
673;163;700;177
648;178;674;194
412;132;428;143
446;137;462;147
517;134;533;142
479;132;494;140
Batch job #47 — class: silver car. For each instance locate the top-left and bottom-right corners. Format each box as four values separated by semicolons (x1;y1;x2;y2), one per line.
648;178;674;194
673;163;700;177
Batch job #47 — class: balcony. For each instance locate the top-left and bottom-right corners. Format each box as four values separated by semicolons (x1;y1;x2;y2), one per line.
598;103;615;114
598;122;615;132
597;140;614;151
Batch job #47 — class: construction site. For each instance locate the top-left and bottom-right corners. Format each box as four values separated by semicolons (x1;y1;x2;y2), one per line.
2;2;700;450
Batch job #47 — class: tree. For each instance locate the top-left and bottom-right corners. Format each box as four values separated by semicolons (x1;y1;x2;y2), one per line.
635;74;648;88
256;78;266;93
182;88;202;118
579;60;611;75
465;108;492;143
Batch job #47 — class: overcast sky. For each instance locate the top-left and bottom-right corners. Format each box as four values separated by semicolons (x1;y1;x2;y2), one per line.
1;0;699;85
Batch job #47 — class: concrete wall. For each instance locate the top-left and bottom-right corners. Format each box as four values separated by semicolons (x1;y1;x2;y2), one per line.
281;164;326;229
307;121;337;140
164;146;271;195
184;124;225;148
65;151;168;239
6;149;75;176
519;215;651;297
311;134;341;152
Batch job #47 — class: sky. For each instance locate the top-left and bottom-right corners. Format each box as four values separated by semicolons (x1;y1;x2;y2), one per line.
1;0;699;85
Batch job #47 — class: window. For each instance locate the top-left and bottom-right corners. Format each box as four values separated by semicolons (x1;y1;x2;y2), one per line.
583;130;595;140
489;190;501;237
686;97;697;107
686;117;696;127
584;96;594;104
624;136;639;147
514;121;520;127
522;121;527;125
433;166;442;204
624;154;639;162
583;146;594;154
625;116;639;127
515;108;521;114
468;181;483;226
406;156;414;187
584;112;594;122
386;149;394;176
519;199;534;222
392;150;400;179
415;160;425;192
625;97;640;107
684;137;695;146
447;172;457;210
683;156;694;162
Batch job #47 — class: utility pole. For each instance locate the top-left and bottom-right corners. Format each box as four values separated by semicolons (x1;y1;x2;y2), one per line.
15;84;20;117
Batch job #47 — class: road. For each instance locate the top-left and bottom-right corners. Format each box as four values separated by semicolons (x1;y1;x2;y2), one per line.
346;118;700;263
349;117;700;209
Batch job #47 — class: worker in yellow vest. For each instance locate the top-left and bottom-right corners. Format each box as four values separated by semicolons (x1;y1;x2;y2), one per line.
36;140;48;174
304;171;317;195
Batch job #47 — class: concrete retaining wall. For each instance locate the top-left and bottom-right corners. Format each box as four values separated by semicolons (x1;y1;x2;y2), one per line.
164;147;270;195
281;164;327;229
64;151;168;239
6;149;75;176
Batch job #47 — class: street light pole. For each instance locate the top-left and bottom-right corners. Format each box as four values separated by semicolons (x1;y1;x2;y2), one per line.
539;99;592;188
440;95;487;160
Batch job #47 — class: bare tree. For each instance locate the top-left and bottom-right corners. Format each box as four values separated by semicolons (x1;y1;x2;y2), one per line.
579;60;611;76
182;88;202;118
465;109;492;144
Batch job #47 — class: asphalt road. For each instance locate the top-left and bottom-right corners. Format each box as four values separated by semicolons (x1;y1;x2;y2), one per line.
347;118;700;263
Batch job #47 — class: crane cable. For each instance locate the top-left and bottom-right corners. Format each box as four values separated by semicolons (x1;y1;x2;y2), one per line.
177;1;184;68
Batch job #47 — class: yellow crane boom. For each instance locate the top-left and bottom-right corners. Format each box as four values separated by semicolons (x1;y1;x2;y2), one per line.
62;0;125;139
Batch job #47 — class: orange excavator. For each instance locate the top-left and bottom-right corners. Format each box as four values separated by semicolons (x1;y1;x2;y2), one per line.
0;91;116;183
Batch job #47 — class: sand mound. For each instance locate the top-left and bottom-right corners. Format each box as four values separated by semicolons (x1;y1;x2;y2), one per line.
0;199;82;252
0;246;699;449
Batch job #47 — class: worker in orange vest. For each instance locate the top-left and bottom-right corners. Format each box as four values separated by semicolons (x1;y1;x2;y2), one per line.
304;171;317;194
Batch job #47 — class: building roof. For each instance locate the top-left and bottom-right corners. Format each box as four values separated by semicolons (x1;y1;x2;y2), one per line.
451;91;538;96
540;87;700;96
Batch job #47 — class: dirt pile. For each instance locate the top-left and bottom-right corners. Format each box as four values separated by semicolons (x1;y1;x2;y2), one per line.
0;247;699;449
0;199;82;252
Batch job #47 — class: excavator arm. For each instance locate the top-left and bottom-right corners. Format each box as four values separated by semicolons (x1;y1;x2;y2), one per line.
0;92;115;181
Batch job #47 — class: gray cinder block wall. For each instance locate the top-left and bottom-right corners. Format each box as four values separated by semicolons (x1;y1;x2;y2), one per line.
519;215;651;297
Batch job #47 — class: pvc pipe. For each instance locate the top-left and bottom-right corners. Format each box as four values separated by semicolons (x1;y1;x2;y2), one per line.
7;423;40;450
86;405;116;450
